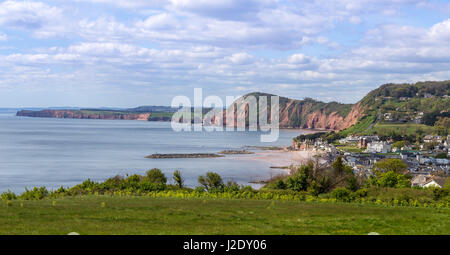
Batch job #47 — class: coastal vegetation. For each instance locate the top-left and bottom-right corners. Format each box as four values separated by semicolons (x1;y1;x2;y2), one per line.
2;158;449;209
1;156;449;234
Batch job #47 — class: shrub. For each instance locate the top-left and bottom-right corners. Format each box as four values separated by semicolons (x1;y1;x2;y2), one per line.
274;179;286;189
373;158;407;173
173;170;184;188
307;180;321;196
20;187;49;200
101;175;124;189
123;174;142;190
146;168;167;184
347;176;359;191
353;188;368;198
224;180;240;192
1;190;17;200
198;172;224;192
240;185;255;193
285;166;309;191
194;186;205;193
432;187;449;201
371;171;411;188
331;187;352;202
73;179;99;191
139;180;166;192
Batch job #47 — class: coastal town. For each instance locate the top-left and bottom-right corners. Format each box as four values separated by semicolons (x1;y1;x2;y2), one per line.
292;133;450;188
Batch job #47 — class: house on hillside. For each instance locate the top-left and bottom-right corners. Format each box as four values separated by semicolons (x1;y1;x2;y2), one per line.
365;141;391;153
383;113;393;121
422;176;447;188
338;135;359;144
410;174;431;187
423;135;434;143
424;135;443;143
358;136;379;148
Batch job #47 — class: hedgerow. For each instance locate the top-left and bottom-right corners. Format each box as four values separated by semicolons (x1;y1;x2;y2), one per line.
1;169;449;209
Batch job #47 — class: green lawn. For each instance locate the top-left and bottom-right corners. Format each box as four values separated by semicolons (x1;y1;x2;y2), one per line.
0;196;448;235
366;123;435;136
335;144;366;153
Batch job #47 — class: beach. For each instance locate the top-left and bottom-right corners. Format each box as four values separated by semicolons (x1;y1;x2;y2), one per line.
229;149;324;171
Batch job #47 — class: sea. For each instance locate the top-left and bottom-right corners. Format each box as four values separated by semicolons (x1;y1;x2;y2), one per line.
0;109;304;193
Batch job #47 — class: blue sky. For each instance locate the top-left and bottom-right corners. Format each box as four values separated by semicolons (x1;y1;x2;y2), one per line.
1;0;450;107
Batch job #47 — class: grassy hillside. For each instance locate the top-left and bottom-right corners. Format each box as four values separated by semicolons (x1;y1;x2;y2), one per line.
359;80;450;107
246;81;449;133
1;196;448;235
364;123;435;136
327;81;450;140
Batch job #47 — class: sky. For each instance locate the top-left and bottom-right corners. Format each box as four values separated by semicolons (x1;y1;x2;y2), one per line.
1;0;450;107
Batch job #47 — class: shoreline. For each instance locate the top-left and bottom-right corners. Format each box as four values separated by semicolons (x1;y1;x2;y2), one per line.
12;113;335;133
227;149;324;173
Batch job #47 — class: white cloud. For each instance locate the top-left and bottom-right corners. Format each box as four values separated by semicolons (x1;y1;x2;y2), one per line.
0;0;450;106
67;42;157;58
352;19;450;63
77;17;132;41
429;19;450;40
349;16;362;24
287;54;310;64
169;0;276;20
0;32;7;41
73;0;169;9
0;1;65;37
135;13;179;30
224;52;254;65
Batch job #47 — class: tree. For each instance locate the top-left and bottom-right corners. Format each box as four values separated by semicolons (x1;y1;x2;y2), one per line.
146;168;167;184
173;170;184;188
285;163;314;192
392;141;406;149
434;117;450;136
274;179;286;189
424;141;438;150
347;176;359;192
329;156;354;190
285;169;309;191
198;172;224;191
331;156;346;175
373;159;407;173
435;153;448;159
331;187;352;202
374;171;411;188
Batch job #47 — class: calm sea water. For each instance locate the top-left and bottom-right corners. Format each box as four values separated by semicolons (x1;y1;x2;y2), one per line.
0;112;303;192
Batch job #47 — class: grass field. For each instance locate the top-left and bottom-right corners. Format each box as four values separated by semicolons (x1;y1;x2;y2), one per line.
335;144;366;153
366;123;435;136
1;196;448;235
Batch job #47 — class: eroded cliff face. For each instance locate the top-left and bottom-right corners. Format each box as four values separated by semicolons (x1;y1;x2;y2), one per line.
207;95;366;131
17;110;151;121
16;93;366;131
302;102;365;130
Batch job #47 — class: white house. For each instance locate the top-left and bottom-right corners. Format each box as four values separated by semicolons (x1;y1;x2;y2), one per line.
365;141;391;153
410;174;430;187
422;177;447;188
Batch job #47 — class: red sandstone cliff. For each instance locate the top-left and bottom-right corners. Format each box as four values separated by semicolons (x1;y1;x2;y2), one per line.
205;93;366;131
17;110;151;121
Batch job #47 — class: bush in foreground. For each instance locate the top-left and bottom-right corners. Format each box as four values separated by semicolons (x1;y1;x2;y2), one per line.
1;169;449;209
